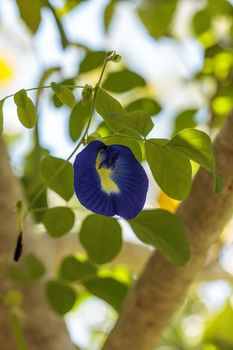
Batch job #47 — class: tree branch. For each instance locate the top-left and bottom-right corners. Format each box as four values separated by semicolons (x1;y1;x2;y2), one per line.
0;139;77;350
102;113;233;350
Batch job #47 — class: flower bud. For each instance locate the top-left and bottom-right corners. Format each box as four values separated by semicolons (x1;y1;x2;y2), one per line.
82;84;93;106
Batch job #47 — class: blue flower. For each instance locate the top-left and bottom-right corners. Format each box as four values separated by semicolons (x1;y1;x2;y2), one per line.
73;141;148;220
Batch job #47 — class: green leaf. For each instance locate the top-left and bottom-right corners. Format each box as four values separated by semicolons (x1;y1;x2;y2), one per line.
204;301;233;346
114;110;153;137
16;0;42;33
168;129;215;173
126;98;161;116
103;69;146;93
146;139;192;200
205;44;223;58
9;266;33;285
0;99;4;135
51;82;75;108
193;9;212;35
95;88;125;131
69;101;90;141
41;155;74;201
79;51;106;73
138;0;177;38
14;89;37;129
60;0;86;14
46;280;76;315
84;277;128;311
14;89;28;108
25;253;46;279
130;209;190;265
96;121;112;137
79;215;122;264
59;256;97;281
53;94;63;108
22;146;49;222
208;0;233;16
42;207;75;237
104;0;116;32
215;175;224;193
16;103;37;129
105;136;142;162
51;78;75;108
172;109;197;136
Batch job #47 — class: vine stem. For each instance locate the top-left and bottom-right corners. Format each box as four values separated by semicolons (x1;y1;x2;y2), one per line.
102;133;165;147
46;0;69;48
28;54;110;210
1;85;85;102
102;133;143;142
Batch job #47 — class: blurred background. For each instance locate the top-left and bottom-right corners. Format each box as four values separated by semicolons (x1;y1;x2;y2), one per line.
0;0;233;349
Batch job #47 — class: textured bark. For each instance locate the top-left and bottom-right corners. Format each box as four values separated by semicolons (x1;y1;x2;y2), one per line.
0;139;77;350
103;114;233;350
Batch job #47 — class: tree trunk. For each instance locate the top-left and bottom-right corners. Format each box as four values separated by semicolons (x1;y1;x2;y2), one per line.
103;113;233;350
0;139;77;350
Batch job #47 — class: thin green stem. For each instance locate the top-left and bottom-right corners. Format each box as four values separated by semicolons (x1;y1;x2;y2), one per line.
146;139;166;147
28;137;84;210
28;55;110;211
102;132;143;142
101;132;167;148
96;57;109;87
82;54;109;141
46;0;69;49
2;85;85;102
30;207;49;214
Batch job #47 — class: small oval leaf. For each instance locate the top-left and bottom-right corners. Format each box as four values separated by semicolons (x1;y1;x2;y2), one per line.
84;277;128;311
168;128;215;174
41;155;74;201
16;0;42;33
114;110;154;137
130;209;190;265
79;51;106;73
138;0;177;38
42;207;75;237
95;88;125;131
146;139;192;200
103;69;146;93
104;0;115;32
14;89;37;128
69;101;90;141
172;109;197;136
25;253;46;279
51;82;75;108
46;280;76;315
79;215;122;264
126;98;161;116
59;256;97;281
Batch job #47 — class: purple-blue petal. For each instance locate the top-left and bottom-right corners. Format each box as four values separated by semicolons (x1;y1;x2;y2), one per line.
73;141;148;220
